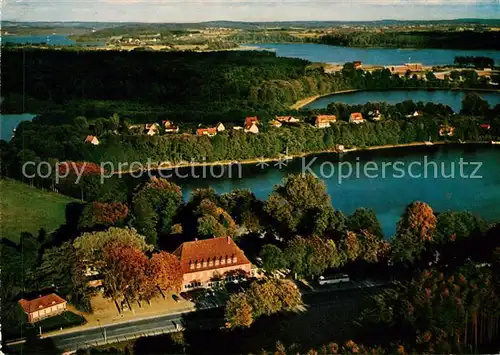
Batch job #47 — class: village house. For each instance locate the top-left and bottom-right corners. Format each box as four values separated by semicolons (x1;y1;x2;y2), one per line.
173;237;253;290
269;120;282;128
349;112;364;124
314;115;337;128
406;111;422;118
386;63;424;76
353;61;362;69
387;65;408;75
215;122;226;132
196;127;217;137
275;116;300;124
84;135;100;145
405;63;423;71
439;125;455;137
244;116;259;127
243;116;260;134
368;110;382;121
162;120;179;133
19;294;67;323
244;122;259;134
144;123;160;136
480;123;491;130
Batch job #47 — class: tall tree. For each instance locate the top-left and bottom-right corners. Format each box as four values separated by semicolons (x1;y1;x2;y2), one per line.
265;173;333;236
36;241;90;311
284;236;340;277
195;199;237;238
73;227;153;266
146;251;183;294
225;293;254;329
347;208;383;239
392;201;437;264
78;202;128;230
259;244;288;272
461;92;490;116
102;241;149;302
132;177;183;246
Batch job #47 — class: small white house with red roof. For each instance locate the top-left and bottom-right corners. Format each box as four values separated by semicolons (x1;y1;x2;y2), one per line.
349;112;364;124
84;135;100;145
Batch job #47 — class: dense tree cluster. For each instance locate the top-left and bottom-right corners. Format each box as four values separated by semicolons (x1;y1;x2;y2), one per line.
2;48;495;120
224;279;302;328
454;56;495;69
74;227;182;304
318;31;500;50
132;177;183;246
358;265;500;353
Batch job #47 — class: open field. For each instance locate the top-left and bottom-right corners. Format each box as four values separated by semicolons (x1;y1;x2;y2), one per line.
0;179;78;242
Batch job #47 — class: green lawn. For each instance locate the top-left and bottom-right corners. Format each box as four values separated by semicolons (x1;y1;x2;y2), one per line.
0;179;78;243
35;311;86;333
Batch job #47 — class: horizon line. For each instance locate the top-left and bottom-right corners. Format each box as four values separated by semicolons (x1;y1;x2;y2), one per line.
3;17;500;24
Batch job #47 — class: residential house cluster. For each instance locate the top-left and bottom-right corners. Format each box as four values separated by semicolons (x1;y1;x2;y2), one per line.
310;112;367;128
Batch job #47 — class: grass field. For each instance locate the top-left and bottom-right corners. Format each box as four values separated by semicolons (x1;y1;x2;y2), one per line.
0;179;77;243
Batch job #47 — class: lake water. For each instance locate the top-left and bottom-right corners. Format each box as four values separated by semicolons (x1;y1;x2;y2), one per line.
169;145;500;238
303;89;500;111
0;114;37;141
251;43;500;66
2;35;103;47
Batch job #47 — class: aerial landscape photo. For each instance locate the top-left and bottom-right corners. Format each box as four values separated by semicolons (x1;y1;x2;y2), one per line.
1;0;500;354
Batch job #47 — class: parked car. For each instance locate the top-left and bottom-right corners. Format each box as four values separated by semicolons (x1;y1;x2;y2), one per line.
318;274;350;286
180;289;205;301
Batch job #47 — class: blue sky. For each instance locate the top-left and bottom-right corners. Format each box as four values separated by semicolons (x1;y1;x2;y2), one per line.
3;0;499;22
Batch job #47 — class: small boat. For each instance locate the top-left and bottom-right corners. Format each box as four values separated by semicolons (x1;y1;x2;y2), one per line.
491;141;500;145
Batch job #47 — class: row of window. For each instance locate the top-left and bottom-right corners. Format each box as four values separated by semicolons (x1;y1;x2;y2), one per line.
189;256;237;270
184;275;246;289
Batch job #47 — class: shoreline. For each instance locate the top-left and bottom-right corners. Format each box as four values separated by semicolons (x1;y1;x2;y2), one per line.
111;140;493;176
290;87;500;110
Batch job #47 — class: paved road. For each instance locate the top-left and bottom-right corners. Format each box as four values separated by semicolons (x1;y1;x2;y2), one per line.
49;312;187;351
15;280;388;352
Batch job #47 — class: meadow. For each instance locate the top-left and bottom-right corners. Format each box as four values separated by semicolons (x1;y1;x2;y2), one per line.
0;179;77;242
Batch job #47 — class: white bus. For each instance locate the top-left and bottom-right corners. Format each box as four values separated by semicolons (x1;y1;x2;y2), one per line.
318;274;350;285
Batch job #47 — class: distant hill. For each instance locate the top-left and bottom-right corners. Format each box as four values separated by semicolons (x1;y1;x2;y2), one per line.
3;18;500;31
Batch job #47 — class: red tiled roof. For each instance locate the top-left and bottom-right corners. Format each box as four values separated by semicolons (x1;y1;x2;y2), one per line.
480;124;491;129
350;112;364;121
196;127;217;136
245;116;259;126
173;237;251;274
18;294;67;314
275;116;296;123
315;115;337;123
84;135;97;143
